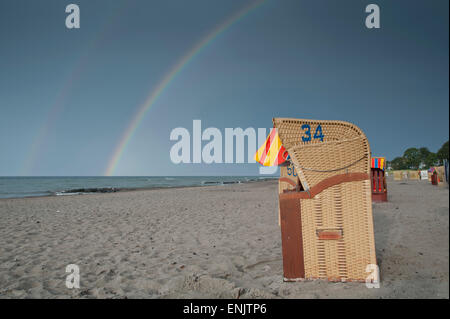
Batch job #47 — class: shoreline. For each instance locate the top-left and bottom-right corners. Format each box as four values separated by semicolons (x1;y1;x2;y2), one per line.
0;177;278;201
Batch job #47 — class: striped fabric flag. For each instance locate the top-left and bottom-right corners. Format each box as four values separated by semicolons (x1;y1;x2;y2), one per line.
254;128;288;166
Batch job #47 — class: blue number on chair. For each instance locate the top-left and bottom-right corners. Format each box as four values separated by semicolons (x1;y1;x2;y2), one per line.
301;124;311;142
292;166;297;177
313;124;324;142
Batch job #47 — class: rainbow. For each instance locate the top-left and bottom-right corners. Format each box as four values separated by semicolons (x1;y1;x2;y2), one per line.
21;75;78;175
104;0;266;176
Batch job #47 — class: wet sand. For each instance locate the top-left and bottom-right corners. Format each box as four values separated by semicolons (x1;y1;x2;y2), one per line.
0;179;448;298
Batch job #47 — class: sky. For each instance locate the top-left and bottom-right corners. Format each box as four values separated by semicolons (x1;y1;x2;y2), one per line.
0;0;448;176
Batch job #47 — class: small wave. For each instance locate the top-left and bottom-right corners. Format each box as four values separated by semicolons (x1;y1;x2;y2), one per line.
58;187;120;195
202;181;222;185
223;181;239;185
55;192;81;196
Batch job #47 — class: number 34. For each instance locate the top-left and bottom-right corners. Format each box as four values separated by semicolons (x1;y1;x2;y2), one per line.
301;124;324;142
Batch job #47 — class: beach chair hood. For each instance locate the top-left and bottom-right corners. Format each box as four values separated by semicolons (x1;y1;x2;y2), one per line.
273;118;371;192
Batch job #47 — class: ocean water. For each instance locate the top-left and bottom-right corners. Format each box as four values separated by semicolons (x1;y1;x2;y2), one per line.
0;176;275;199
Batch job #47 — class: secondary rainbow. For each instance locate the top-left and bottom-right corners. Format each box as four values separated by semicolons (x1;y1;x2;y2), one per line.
104;0;266;176
21;3;128;175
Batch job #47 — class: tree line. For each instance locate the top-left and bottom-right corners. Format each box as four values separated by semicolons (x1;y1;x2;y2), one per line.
388;141;449;170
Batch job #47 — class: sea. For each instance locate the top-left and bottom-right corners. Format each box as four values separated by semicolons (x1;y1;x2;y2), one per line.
0;176;276;199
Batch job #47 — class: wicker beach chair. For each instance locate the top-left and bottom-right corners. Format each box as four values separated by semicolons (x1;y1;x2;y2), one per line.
408;170;420;180
274;118;377;282
371;157;388;202
436;166;446;186
393;171;403;181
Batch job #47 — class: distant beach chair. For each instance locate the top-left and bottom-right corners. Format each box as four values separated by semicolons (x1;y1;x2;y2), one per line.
371;157;387;202
436;166;446;186
428;168;433;182
274;118;377;283
408;170;420;181
429;167;438;185
393;170;403;181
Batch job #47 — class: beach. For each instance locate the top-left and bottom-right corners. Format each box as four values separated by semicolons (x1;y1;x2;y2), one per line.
0;179;448;299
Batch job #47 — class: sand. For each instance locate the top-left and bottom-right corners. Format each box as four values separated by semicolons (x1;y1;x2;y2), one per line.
0;179;448;299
